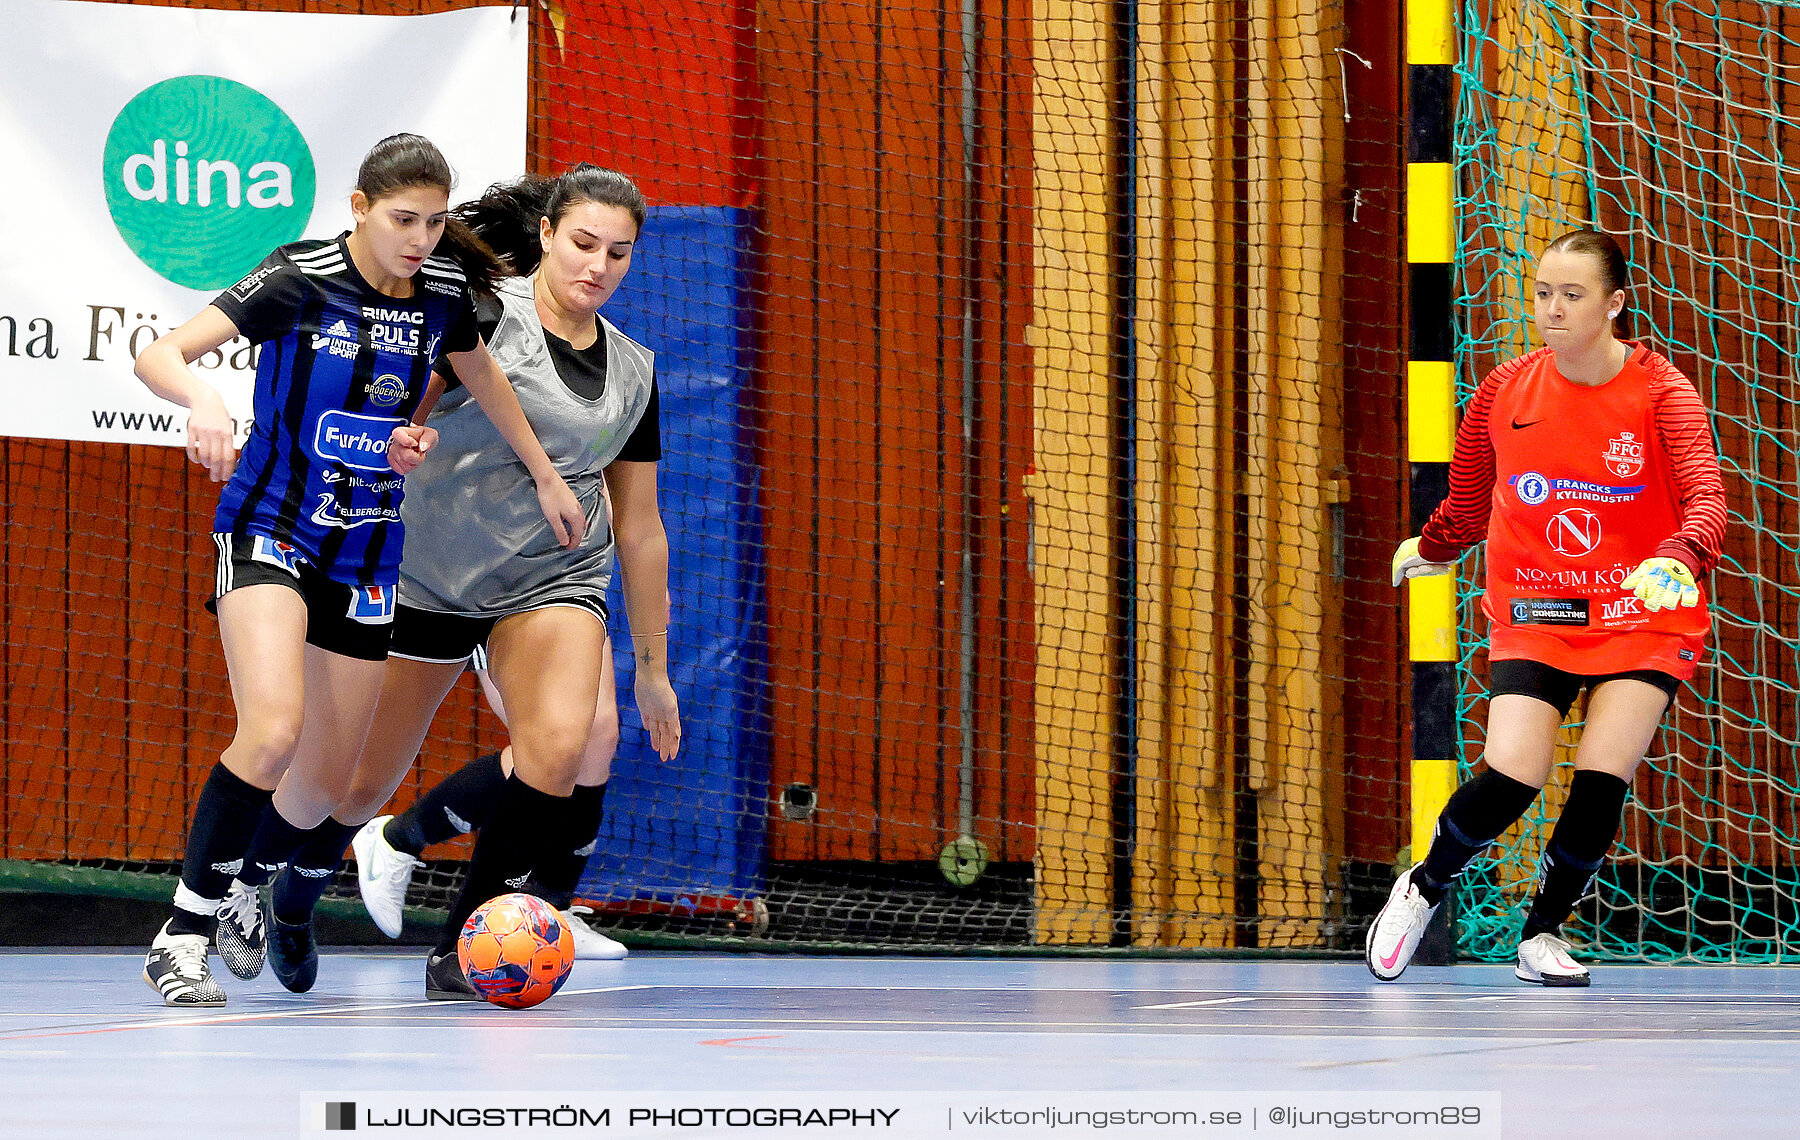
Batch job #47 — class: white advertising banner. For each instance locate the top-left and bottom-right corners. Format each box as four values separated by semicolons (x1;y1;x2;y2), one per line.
0;0;527;446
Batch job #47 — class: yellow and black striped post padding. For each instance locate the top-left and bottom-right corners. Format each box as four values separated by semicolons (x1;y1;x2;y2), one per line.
1406;0;1459;964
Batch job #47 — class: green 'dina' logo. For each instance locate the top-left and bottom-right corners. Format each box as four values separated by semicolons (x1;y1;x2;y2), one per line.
104;75;316;291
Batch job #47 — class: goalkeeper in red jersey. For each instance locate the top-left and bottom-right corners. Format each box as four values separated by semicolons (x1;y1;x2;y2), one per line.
1369;229;1726;986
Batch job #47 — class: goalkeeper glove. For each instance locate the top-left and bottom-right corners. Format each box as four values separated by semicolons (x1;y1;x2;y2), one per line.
1621;557;1701;612
1391;536;1455;587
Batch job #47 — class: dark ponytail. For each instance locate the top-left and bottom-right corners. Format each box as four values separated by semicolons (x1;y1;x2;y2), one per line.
352;132;506;292
1546;228;1633;337
453;165;648;277
452;175;559;276
436;218;508;294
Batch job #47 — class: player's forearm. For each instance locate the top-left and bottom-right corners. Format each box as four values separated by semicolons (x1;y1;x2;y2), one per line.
1419;375;1502;560
413;373;447;427
135;339;225;412
1654;378;1727;575
617;529;671;676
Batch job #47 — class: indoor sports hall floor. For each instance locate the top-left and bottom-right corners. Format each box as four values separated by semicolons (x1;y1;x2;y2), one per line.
1;951;1794;1138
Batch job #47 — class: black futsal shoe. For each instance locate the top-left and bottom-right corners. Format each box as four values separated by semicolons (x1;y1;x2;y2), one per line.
214;881;268;981
425;950;482;1001
264;887;318;993
144;921;228;1007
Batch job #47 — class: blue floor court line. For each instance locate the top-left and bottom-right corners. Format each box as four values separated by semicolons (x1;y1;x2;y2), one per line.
1;952;1796;1138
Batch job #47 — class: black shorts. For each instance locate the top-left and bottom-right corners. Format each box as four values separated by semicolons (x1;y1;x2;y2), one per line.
1489;658;1681;718
209;533;394;662
390;597;609;667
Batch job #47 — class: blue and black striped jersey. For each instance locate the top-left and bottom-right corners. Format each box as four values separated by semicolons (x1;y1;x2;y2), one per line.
210;235;478;587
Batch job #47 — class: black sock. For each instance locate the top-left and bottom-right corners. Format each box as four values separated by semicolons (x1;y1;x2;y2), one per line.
1415;767;1542;905
272;819;360;925
533;783;606;910
1521;769;1631;940
237;803;314;887
387;751;505;856
167;762;274;935
434;775;568;955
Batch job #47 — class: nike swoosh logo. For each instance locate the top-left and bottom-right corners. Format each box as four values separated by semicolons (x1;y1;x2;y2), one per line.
1511;418;1542;430
1378;941;1405;971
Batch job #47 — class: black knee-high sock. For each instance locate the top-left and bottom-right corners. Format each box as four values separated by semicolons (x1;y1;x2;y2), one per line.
533;782;607;910
386;751;505;857
1415;767;1543;905
434;775;569;955
237;802;314;888
167;763;274;936
1522;769;1631;941
269;818;360;925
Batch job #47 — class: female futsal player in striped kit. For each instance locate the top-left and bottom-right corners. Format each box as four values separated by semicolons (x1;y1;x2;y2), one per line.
249;164;679;998
1370;229;1727;986
134;135;585;1006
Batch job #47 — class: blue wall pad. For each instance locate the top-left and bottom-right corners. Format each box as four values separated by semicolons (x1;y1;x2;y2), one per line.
576;206;769;909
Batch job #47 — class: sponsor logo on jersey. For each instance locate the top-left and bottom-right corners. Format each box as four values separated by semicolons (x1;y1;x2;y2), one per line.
229;264;279;302
424;278;463;297
312;409;404;472
321;469;405;493
365;373;406;409
1546;508;1603;557
309;493;401;531
310;316;361;357
1514;471;1551;506
370;324;421;352
249;534;304;575
1509;473;1643;505
1508;597;1590;626
1604;431;1646;478
1512;562;1632;589
361;306;424;325
1601;597;1645;622
360;306;423;355
1550;478;1643;504
103;75;316;290
346;584;394;624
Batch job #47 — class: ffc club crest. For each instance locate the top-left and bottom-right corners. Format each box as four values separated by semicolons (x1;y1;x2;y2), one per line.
1604;431;1646;478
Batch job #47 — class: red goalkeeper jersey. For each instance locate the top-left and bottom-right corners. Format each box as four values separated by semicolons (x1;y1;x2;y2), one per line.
1418;344;1726;679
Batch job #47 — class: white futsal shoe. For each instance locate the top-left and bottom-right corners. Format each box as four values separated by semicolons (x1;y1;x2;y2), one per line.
562;905;629;960
144;921;227;1007
214;880;268;980
353;816;421;939
1365;863;1441;981
1515;932;1591;987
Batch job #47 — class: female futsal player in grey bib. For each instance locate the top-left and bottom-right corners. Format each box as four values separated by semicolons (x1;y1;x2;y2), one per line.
260;166;681;997
395;269;655;618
